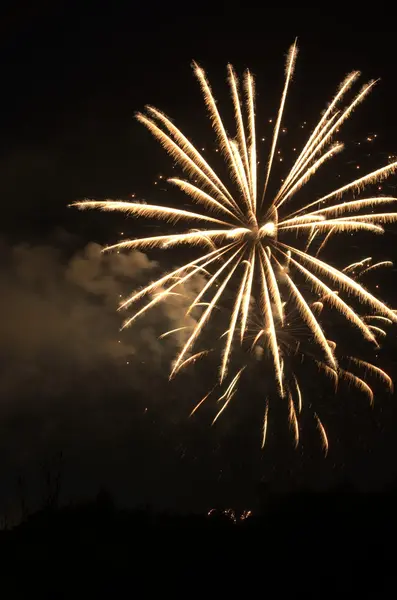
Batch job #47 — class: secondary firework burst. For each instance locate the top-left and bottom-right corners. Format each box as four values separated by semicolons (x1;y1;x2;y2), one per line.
243;267;394;455
74;41;397;448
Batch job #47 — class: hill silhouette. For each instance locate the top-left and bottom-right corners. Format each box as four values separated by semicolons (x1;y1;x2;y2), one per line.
2;481;397;596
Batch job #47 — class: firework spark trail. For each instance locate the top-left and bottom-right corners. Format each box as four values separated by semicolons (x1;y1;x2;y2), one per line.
240;248;256;341
279;220;384;235
75;42;397;448
159;326;189;339
293;375;302;413
306;197;397;219
230;140;253;212
170;248;245;378
217;367;246;404
135;112;242;217
304;228;318;252
193;62;255;222
259;259;284;395
276;81;378;210
262;40;298;204
251;329;265;350
220;258;251;381
146;106;237;206
315;227;335;256
276;248;377;343
121;244;239;328
275;112;341;203
343;213;397;225
314;360;338;390
104;227;249;252
73;200;232;227
228;65;252;201
245;71;257;209
289;160;397;218
275;71;360;200
314;413;329;456
288;389;299;447
259;245;284;323
212;367;246;424
368;325;387;337
282;270;336;367
189;388;215;417
279;243;397;322
185;245;246;315
261;401;269;448
358;261;393;277
167;178;242;223
176;350;211;373
363;315;393;324
311;301;324;313
348;357;393;391
343;257;372;273
275;143;344;209
118;242;236;310
339;369;374;406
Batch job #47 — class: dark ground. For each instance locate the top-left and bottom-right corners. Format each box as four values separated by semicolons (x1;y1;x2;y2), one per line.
1;483;396;596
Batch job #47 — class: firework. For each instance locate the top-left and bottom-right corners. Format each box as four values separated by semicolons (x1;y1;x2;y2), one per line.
74;43;396;448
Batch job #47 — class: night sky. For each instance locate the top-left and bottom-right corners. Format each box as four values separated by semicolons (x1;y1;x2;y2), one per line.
1;5;397;519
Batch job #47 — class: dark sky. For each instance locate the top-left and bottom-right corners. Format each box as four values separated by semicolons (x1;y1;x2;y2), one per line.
1;4;397;518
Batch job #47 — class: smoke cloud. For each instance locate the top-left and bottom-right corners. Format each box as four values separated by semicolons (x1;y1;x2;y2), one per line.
0;234;204;398
0;233;213;511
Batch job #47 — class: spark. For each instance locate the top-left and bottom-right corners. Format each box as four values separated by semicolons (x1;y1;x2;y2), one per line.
293;375;302;413
76;43;397;449
173;350;211;375
368;325;387;337
314;413;329;456
315;361;338;390
363;315;392;324
358;261;393;277
212;367;246;424
189;388;215;417
343;257;372;273
282;269;336;368
159;327;189;339
288;390;299;447
276;71;360;201
263;40;298;202
339;369;374;406
261;400;269;448
347;357;393;392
